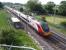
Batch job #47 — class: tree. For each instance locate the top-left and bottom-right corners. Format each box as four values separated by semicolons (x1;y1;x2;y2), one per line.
26;0;47;15
0;2;3;9
20;7;23;12
3;2;13;7
44;2;55;14
53;5;59;15
58;1;66;16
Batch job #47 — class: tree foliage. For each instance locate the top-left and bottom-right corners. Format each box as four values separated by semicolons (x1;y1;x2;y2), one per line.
44;2;55;14
26;0;47;15
58;1;66;16
0;2;3;9
20;7;23;12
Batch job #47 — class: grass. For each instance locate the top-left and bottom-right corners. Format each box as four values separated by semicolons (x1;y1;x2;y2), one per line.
45;16;66;25
0;9;41;50
35;15;66;35
0;10;11;30
0;47;4;50
45;16;66;34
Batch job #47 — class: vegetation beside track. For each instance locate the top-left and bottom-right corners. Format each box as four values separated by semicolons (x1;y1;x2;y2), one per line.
36;15;66;35
0;10;41;50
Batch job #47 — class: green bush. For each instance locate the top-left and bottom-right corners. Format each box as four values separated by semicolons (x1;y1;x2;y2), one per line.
0;29;24;45
60;22;66;27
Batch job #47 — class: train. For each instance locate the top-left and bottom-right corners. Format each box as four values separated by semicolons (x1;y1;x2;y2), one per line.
5;6;52;36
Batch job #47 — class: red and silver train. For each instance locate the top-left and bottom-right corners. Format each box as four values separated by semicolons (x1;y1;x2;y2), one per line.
5;6;52;36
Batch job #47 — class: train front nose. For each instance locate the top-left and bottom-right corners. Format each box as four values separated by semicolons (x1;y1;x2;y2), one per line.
43;32;52;36
40;21;52;36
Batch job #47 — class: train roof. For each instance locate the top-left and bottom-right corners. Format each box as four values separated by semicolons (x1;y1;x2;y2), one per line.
11;17;20;22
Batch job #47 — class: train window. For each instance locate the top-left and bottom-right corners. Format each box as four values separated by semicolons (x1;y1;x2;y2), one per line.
19;14;21;16
28;20;31;22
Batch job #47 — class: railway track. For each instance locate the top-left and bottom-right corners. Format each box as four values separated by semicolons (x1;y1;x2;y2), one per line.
51;31;66;44
7;10;66;50
44;33;66;50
